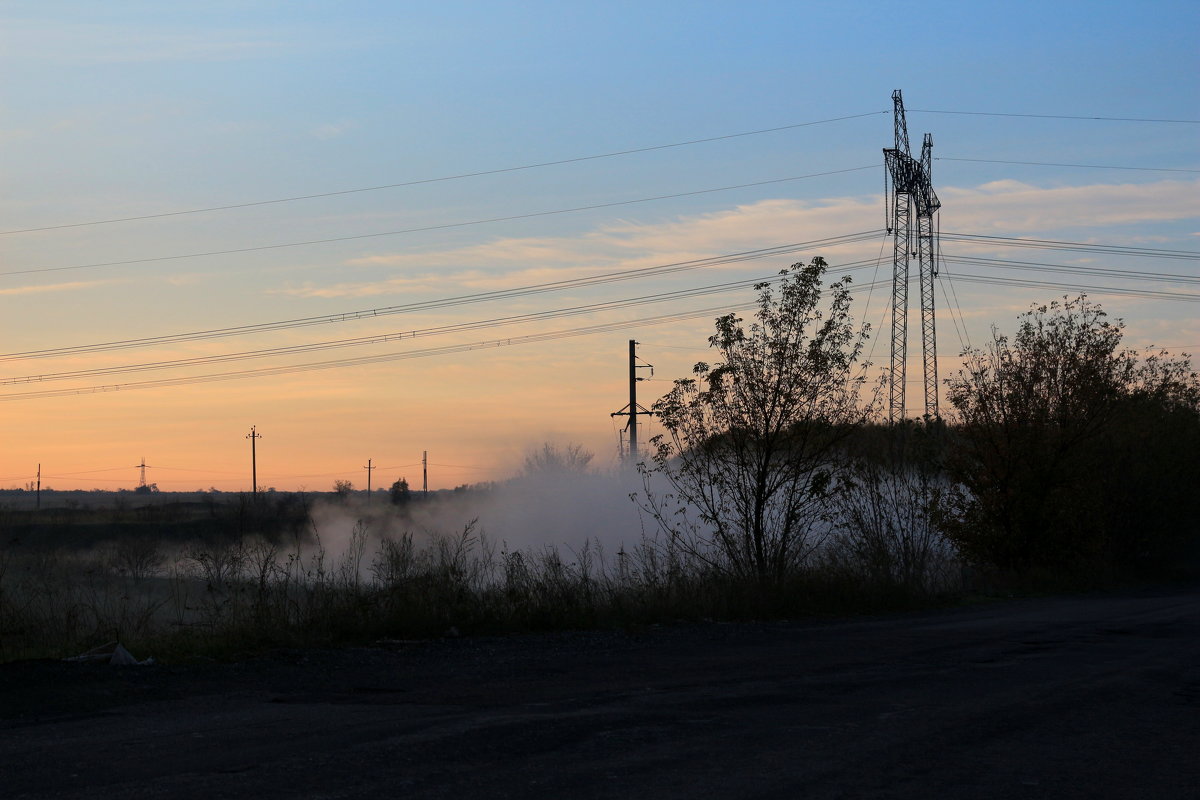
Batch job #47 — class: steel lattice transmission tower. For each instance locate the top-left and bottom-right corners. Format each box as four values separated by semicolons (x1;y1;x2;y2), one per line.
883;89;942;421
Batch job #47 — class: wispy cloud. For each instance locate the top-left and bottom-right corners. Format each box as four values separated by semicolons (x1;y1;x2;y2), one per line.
0;20;293;65
271;264;641;299
0;279;117;297
942;179;1200;231
274;177;1199;300
311;120;359;140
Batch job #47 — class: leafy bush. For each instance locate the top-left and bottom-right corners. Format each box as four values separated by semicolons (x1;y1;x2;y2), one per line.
829;422;957;594
940;296;1200;583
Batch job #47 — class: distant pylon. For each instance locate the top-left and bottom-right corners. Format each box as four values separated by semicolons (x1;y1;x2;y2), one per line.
883;89;941;421
135;457;150;488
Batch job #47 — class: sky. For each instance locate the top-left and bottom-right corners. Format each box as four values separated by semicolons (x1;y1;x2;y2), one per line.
1;1;1197;492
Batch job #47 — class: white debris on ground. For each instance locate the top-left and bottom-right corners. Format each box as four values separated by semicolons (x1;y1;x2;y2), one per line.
63;641;155;666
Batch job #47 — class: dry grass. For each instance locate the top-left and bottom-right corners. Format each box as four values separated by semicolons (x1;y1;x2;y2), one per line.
1;501;963;663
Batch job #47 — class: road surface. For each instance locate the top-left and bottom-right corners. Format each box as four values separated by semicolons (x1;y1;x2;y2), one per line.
3;586;1198;798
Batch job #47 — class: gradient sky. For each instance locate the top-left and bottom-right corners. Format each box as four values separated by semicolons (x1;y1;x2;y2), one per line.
2;1;1197;492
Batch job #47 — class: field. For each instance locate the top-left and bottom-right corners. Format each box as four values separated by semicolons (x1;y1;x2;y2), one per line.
0;478;961;664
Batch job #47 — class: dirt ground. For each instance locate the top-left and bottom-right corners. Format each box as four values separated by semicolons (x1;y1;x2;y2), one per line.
3;585;1198;799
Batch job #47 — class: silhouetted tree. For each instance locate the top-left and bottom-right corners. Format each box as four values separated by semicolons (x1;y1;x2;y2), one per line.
522;443;594;476
641;258;870;581
389;477;411;505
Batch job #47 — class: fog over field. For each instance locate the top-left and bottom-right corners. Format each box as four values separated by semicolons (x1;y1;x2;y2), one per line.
309;468;648;564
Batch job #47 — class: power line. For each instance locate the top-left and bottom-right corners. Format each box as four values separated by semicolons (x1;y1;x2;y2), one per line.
0;302;763;401
35;466;129;476
942;254;1200;285
0;278;895;403
940;232;1200;260
5;266;1186;403
628;341;711;353
29;228;1189;376
937;157;1200;173
938;257;973;350
38;475;138;484
0;275;786;384
909;109;1200;124
0;278;899;401
1;261;886;386
6;105;1191;238
3;166;876;278
1;231;883;361
0;112;887;236
856;232;892;350
7;105;1194;239
938;273;968;352
948;274;1200;303
151;465;244;475
34;464;242;478
272;469;365;479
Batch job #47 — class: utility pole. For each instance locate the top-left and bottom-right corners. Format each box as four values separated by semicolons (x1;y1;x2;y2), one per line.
610;339;654;463
36;463;41;511
363;458;375;503
883;89;942;421
246;426;262;496
422;450;428;496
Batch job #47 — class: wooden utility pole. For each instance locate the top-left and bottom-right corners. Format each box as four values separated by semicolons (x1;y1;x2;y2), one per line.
36;463;41;511
246;426;262;495
364;458;375;503
422;450;428;496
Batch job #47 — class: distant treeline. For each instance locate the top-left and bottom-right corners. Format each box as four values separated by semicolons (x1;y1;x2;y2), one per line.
0;484;484;552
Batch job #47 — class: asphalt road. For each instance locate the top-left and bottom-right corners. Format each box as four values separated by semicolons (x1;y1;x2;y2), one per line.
3;586;1198;798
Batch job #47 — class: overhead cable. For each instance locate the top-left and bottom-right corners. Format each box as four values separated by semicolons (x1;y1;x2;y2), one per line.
0;277;896;402
0;303;768;401
2;260;885;385
941;254;1200;285
0;231;884;361
909;109;1200;124
0;112;886;236
937;157;1200;173
948;274;1200;303
0;276;788;384
940;232;1200;260
4;267;1189;402
3;167;877;278
7;105;1190;237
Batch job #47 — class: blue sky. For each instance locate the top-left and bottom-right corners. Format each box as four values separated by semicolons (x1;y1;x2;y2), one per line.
1;1;1197;489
